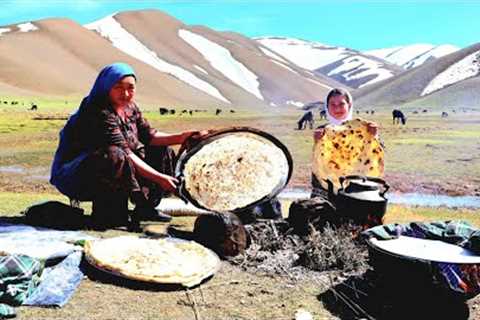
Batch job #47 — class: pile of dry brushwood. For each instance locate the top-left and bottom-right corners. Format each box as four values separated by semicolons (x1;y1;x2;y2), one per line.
229;218;369;279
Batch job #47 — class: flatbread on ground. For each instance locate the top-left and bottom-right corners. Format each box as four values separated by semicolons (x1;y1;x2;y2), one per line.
312;118;384;191
182;132;290;212
84;236;220;287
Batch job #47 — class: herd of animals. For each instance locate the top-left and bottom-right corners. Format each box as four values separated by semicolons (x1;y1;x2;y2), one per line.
0;99;465;126
295;107;462;130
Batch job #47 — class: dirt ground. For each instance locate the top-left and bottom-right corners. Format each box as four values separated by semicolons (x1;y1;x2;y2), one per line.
1;107;480;319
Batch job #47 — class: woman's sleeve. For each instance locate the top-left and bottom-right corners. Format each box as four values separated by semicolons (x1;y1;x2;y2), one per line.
135;106;158;145
98;111;132;154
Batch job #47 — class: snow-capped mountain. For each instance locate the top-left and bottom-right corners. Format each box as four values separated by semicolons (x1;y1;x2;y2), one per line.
364;44;459;70
355;43;480;107
0;10;338;109
256;37;403;89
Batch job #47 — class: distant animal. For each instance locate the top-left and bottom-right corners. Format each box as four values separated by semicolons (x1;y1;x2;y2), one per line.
422;109;428;113
159;107;169;115
441;112;449;118
365;110;370;114
189;110;193;116
412;110;419;114
392;109;406;125
297;111;314;130
30;104;38;111
230;110;236;113
319;110;326;120
169;109;176;115
356;110;360;115
370;110;375;115
215;108;222;116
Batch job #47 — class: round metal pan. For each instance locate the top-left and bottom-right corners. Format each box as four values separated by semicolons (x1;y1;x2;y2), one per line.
175;127;293;213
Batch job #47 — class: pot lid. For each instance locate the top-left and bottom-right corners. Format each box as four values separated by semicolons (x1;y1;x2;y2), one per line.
338;190;386;202
175;127;293;213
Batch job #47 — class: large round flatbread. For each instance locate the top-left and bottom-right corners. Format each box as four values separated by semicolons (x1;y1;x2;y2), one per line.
84;236;220;287
181;131;290;212
312;118;384;191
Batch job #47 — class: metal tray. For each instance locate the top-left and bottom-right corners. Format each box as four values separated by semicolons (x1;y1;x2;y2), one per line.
175;127;293;213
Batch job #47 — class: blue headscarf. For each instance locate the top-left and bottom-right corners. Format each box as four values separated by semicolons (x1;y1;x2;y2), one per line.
78;62;136;112
50;63;136;198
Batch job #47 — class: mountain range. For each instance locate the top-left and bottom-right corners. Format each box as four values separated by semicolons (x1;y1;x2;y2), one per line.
0;9;478;110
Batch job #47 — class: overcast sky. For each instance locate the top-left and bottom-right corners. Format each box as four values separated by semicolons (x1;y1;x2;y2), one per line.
0;0;478;50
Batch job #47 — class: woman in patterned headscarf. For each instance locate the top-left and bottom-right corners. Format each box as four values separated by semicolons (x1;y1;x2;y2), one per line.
51;62;206;230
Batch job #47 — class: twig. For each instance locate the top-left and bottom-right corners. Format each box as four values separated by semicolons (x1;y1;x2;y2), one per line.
185;288;202;320
199;285;206;304
203;279;241;290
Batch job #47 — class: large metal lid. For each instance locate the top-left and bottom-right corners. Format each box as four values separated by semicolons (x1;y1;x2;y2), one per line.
175;127;293;213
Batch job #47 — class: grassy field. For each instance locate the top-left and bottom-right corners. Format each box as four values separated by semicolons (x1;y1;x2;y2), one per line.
0;101;479;319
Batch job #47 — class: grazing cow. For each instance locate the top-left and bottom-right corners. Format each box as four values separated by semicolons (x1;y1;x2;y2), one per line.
441;112;449;118
370;110;375;115
30;104;38;111
365;110;370;114
319;110;326;119
189;110;193;116
422;109;428;113
297;111;314;130
215;108;222;115
392;109;406;125
169;109;176;115
230;109;236;113
159;107;169;115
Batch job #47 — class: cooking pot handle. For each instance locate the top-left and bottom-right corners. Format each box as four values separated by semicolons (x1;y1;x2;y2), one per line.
175;175;188;204
339;175;366;188
366;177;390;196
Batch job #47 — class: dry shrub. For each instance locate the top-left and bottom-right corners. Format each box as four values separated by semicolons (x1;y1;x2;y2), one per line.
229;220;369;278
299;224;368;273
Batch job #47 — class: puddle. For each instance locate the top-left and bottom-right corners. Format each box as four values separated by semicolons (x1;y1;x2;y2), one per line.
278;188;480;208
0;166;25;174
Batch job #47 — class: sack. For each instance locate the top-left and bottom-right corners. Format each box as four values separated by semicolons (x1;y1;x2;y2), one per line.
24;201;86;230
193;212;250;258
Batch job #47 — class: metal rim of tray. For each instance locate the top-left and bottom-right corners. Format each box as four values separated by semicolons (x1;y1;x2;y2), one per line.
175;126;293;213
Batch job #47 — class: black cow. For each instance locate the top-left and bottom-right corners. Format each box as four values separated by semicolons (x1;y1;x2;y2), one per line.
30;104;38;111
215;108;222;115
297;111;314;130
392;109;406;125
159;107;169;115
441;112;449;118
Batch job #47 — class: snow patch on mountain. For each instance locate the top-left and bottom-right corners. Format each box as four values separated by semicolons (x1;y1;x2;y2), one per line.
0;28;10;36
85;16;229;103
365;44;459;70
270;60;299;75
179;29;263;100
258;46;290;64
194;65;208;74
422;50;480;96
257;37;344;70
326;56;394;87
18;22;38;32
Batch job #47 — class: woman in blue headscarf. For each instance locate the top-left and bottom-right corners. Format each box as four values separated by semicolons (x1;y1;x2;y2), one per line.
51;63;205;230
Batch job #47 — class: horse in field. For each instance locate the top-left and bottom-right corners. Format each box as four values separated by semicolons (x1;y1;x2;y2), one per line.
297;111;314;130
392;109;406;125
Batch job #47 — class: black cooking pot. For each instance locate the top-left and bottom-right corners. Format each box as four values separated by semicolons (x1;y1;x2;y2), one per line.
325;175;389;224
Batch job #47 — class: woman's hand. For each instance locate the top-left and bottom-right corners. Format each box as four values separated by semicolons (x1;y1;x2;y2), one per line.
367;122;379;137
156;174;179;194
180;130;210;144
313;128;325;142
